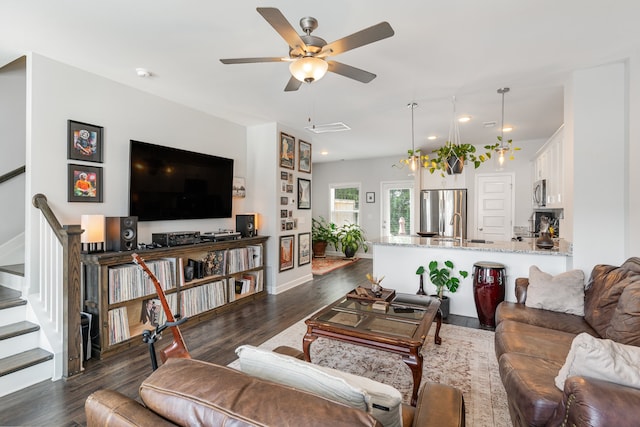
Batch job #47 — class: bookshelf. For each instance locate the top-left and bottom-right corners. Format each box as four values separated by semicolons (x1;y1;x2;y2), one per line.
82;236;268;359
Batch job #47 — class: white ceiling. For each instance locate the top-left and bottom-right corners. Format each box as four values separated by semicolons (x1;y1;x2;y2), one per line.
1;1;639;163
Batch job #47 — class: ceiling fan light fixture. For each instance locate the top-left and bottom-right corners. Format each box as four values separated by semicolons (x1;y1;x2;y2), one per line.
289;56;328;83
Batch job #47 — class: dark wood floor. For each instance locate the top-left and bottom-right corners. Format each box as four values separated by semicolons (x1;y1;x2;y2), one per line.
0;258;477;426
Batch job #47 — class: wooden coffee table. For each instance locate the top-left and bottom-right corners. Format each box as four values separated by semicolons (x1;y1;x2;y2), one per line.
303;293;442;406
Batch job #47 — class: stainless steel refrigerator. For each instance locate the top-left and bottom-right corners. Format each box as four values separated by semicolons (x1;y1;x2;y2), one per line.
420;189;467;239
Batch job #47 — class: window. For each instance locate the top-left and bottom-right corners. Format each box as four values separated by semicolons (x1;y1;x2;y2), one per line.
330;183;360;226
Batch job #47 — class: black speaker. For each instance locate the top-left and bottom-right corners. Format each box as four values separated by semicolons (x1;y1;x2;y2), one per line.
236;214;256;238
106;216;138;251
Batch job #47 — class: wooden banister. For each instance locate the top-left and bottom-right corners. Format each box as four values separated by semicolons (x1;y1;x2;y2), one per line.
32;193;83;378
0;165;26;185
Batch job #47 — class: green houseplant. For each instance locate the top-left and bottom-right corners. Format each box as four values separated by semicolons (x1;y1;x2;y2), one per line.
416;260;468;318
428;141;500;177
311;217;338;258
336;222;368;259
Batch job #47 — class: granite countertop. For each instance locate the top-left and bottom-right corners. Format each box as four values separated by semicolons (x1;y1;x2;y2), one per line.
370;235;572;256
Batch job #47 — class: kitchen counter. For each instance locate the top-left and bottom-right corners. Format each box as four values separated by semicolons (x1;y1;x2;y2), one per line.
371;236;573;318
372;235;572;256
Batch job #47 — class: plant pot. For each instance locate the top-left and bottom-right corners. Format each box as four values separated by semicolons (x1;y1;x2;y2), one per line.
446;156;464;175
312;241;328;258
432;294;450;319
343;246;357;259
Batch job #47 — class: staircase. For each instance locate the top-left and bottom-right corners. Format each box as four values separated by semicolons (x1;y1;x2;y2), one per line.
0;266;54;398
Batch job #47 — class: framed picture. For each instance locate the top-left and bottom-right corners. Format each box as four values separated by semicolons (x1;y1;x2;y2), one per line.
279;235;294;272
280;132;295;169
298;232;311;266
298;140;312;173
232;177;246;198
298;178;311;209
280;196;289;205
366;192;375;203
68;164;103;202
67;120;103;163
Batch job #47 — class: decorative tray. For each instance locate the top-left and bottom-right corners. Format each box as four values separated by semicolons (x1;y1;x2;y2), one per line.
346;287;396;303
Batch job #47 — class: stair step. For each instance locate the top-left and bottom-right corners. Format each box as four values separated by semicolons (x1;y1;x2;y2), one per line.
0;321;39;341
0;297;26;310
0;348;53;378
0;264;25;277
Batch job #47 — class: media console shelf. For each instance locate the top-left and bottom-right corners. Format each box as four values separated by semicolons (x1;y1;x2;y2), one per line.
82;236;268;359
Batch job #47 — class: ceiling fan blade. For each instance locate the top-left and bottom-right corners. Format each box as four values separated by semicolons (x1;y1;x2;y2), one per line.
284;76;303;92
321;22;394;57
257;7;308;52
220;57;287;64
327;61;376;83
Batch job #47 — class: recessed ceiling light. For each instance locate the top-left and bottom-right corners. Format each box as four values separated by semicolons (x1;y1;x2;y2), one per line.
136;68;151;77
427;135;437;140
458;116;471;123
320;150;328;155
503;127;513;132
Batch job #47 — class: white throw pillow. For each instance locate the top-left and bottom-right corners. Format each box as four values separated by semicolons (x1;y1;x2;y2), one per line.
555;332;640;390
525;266;585;316
235;345;403;427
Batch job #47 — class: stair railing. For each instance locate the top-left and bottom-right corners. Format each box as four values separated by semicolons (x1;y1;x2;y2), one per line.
0;165;26;185
32;193;83;379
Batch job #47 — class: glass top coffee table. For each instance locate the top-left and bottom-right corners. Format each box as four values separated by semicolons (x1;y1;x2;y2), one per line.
303;293;442;406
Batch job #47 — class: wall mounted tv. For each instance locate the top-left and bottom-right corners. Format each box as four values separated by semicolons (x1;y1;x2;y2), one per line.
129;140;234;221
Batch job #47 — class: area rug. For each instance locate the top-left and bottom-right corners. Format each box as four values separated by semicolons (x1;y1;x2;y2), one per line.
311;256;359;275
229;317;510;427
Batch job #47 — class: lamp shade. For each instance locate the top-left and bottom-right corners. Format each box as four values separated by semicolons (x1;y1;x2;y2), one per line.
289;57;328;83
81;214;105;244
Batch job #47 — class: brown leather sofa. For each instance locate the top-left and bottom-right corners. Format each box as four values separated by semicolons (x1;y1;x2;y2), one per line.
85;352;466;427
494;257;640;427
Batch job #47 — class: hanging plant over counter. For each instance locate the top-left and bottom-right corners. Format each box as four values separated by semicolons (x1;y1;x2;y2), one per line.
427;140;500;177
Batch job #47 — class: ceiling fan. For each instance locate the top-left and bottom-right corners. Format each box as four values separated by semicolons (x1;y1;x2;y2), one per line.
220;7;395;91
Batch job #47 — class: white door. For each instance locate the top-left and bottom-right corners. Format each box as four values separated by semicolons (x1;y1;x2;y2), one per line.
475;174;514;241
381;181;414;237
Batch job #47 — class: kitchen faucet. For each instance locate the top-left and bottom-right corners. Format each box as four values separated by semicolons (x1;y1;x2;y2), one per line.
451;212;463;245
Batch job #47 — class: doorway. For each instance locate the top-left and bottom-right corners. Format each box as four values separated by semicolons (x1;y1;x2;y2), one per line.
474;173;514;241
381;181;414;237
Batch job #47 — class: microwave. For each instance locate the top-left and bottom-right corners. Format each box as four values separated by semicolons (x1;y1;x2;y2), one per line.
533;179;546;208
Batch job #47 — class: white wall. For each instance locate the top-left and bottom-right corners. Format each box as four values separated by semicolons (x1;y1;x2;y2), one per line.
0;57;26;244
569;61;628;272
26;53;247;293
247;123;313;294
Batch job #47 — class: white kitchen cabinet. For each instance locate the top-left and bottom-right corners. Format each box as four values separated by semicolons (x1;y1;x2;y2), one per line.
534;125;564;208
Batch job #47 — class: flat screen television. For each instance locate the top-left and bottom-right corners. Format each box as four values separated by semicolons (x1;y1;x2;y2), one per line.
129;140;234;221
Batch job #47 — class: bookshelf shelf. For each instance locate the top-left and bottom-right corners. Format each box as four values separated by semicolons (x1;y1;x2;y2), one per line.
82;236;268;359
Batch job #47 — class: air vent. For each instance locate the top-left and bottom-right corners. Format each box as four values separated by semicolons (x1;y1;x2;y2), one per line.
483;121;497;128
304;122;351;134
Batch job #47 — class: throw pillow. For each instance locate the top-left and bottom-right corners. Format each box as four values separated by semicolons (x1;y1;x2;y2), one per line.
555;332;640;390
525;266;585;316
235;344;403;427
605;280;640;345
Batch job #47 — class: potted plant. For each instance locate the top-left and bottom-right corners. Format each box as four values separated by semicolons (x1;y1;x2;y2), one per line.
336;222;368;259
416;260;468;318
311;217;338;258
428;141;500;177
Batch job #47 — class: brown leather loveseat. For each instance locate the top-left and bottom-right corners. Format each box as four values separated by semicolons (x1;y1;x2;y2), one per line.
85;351;466;427
494;257;640;426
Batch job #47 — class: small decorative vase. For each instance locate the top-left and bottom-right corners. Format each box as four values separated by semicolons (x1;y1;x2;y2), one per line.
416;274;427;295
371;282;382;297
536;232;554;249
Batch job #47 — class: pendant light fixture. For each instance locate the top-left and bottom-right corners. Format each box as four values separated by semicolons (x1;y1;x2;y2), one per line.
495;87;519;168
396;102;427;174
